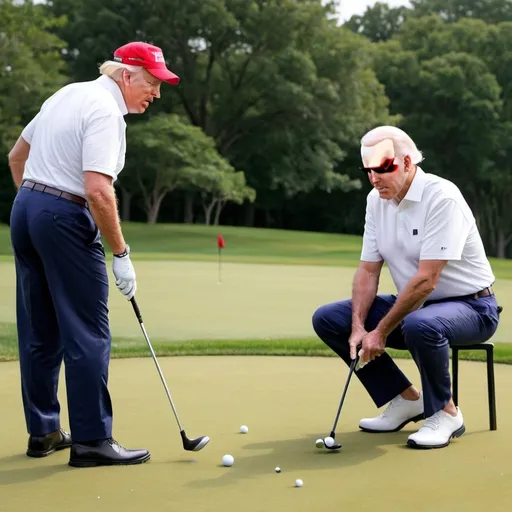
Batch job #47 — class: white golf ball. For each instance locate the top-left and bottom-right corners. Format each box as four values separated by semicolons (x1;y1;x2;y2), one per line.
240;425;248;434
275;466;281;473
295;479;303;487
324;436;335;447
315;438;325;449
222;454;234;467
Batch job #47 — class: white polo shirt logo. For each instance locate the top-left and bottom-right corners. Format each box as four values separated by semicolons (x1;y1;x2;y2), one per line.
360;167;495;300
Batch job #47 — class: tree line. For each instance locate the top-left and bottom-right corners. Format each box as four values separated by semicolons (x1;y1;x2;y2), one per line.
1;0;511;257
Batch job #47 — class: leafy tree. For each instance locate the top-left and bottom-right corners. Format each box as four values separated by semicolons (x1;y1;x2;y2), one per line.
47;0;393;225
345;1;410;42
0;0;68;222
410;0;512;24
123;113;242;223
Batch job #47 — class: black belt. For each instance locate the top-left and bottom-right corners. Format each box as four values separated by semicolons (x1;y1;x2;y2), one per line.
21;180;88;208
468;286;494;300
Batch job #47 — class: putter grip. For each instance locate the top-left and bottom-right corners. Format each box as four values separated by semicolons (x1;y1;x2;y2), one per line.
131;297;143;323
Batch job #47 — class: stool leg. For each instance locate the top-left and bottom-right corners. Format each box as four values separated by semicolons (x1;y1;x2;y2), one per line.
486;347;497;431
452;348;459;406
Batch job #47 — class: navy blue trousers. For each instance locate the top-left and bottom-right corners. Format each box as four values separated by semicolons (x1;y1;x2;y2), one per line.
10;187;113;442
312;293;500;417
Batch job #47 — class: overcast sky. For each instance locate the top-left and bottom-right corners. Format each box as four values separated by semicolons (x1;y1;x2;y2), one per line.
332;0;412;22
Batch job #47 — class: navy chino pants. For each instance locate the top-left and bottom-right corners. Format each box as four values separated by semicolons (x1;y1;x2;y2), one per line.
10;187;113;443
312;293;500;417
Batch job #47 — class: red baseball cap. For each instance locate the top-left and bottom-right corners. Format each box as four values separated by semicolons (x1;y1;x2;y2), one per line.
113;42;180;86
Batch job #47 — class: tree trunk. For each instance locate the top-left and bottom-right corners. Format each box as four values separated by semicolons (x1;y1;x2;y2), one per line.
184;191;194;223
202;199;217;225
213;201;225;226
146;191;167;224
120;187;131;221
496;229;511;259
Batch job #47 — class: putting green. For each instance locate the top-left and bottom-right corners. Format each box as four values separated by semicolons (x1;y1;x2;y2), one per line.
1;356;511;511
0;260;510;343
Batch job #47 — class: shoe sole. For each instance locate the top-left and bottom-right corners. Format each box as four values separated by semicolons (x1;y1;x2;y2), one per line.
68;453;151;468
26;443;72;458
359;413;425;433
406;424;466;449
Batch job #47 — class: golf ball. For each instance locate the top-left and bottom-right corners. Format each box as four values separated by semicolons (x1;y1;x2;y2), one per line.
295;479;303;487
240;425;248;434
275;467;281;473
222;454;234;467
315;438;325;449
324;436;335;447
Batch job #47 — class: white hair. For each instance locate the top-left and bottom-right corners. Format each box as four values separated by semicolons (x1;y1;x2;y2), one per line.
361;126;424;164
98;60;143;82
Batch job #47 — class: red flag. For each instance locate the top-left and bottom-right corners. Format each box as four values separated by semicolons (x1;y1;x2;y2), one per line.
217;234;225;249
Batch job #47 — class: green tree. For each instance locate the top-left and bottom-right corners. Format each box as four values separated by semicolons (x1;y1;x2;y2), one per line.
123;113;241;224
48;0;393;226
345;1;409;42
0;0;68;222
410;0;512;24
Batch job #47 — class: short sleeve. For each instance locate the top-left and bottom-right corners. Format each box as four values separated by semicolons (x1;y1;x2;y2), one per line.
420;198;472;260
82;113;126;178
21;112;41;144
360;196;383;262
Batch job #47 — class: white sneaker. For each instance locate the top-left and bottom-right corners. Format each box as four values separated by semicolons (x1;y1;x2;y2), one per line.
359;393;424;433
407;407;465;449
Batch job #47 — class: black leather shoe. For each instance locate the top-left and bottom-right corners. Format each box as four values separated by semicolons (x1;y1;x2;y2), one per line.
27;428;72;458
68;438;150;467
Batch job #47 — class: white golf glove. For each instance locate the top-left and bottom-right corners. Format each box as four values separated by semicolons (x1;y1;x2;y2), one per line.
112;245;136;300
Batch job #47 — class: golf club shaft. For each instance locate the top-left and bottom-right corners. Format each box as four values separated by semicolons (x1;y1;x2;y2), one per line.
330;356;359;435
131;297;184;432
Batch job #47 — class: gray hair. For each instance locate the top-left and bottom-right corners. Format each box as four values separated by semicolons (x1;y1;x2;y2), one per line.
98;60;143;82
361;126;424;165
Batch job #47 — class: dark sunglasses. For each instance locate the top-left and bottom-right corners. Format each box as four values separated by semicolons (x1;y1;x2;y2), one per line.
360;158;399;174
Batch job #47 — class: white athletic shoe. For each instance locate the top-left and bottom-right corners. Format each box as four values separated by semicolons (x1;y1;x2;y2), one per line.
359;393;424;433
407;407;465;449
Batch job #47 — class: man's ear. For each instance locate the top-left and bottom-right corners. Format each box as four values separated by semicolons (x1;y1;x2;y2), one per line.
404;155;412;171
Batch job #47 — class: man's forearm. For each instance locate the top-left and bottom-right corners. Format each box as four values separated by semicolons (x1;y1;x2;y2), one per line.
376;275;434;337
9;161;25;189
352;266;380;330
86;187;126;255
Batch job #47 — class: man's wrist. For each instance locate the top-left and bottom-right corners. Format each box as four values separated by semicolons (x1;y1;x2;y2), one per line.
113;245;130;258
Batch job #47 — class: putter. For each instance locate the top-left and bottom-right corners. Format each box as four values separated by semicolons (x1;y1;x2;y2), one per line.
325;349;362;450
130;297;210;452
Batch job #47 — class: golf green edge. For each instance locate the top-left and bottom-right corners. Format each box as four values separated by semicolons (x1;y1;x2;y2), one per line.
2;335;512;364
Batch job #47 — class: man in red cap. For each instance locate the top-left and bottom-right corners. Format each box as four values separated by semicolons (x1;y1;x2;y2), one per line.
7;42;179;467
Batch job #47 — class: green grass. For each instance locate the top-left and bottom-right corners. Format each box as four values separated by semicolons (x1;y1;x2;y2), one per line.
0;222;511;364
1;321;512;364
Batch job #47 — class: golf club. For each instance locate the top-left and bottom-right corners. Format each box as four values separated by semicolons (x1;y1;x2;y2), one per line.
130;297;210;452
325;348;362;450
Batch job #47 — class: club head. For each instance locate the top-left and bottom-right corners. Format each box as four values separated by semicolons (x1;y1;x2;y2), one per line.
180;430;210;452
326;431;342;450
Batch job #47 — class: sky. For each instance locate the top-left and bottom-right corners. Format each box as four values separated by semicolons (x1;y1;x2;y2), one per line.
332;0;412;22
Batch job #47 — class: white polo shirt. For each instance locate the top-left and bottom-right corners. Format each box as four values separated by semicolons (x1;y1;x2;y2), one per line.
20;75;128;198
361;167;495;300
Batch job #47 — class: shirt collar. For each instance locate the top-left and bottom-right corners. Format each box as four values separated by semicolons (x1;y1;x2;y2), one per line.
96;75;128;116
402;166;426;202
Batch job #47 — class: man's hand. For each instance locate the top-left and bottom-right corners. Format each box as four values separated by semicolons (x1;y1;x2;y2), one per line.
360;329;387;365
112;249;136;300
349;326;368;360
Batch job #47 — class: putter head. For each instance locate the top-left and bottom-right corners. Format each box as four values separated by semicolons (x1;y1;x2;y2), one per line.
181;430;210;452
326;431;342;451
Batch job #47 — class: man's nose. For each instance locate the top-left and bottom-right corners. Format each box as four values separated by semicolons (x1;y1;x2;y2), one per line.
370;170;380;184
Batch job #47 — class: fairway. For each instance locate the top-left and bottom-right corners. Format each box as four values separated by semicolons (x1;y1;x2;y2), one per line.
0;259;510;344
1;356;511;512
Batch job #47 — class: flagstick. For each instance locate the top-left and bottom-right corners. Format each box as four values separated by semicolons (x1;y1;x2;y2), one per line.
217;246;222;284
